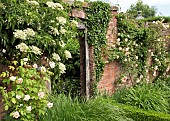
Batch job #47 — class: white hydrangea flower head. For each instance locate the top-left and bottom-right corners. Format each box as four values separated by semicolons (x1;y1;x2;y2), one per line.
64;50;72;59
16;43;29;52
60;27;66;34
59;40;65;47
26;0;39;5
49;61;55;68
23;28;35;37
46;1;56;9
59;62;66;74
55;3;64;10
13;30;27;40
56;17;66;25
46;2;64;10
30;45;42;55
52;53;61;61
71;20;78;27
12;111;20;119
50;26;59;36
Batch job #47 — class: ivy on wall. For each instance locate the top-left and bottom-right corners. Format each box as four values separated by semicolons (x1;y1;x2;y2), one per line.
85;1;111;82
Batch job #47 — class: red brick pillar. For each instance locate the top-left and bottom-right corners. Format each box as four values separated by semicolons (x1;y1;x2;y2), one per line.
97;6;119;95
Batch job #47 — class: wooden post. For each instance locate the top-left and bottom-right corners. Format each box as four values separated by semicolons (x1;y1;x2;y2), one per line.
78;23;90;98
85;28;90;99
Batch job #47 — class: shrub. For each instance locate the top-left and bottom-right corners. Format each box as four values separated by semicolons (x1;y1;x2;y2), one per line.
113;83;169;113
0;59;53;120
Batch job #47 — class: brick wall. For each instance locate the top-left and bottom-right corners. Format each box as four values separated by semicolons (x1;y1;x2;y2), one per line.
97;7;120;94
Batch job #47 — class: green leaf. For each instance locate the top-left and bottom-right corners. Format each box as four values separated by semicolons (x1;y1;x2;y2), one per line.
11;98;16;104
4;105;9;111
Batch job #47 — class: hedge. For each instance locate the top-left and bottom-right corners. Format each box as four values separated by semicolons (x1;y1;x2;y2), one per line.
113;102;170;121
140;16;170;23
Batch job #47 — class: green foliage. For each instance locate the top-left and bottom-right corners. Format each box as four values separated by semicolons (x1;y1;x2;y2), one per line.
0;0;79;120
0;59;53;121
54;38;80;96
85;1;111;82
109;13;170;84
39;94;132;121
113;102;170;121
113;83;169;113
141;16;170;23
126;0;157;19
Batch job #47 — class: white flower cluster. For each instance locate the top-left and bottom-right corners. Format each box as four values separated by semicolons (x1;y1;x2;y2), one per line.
59;62;66;73
13;30;27;40
49;26;59;36
56;17;66;25
49;61;55;68
29;45;42;55
16;43;29;52
26;0;39;6
71;20;79;27
59;40;65;47
13;28;35;40
16;43;42;55
60;26;66;34
52;53;61;61
46;2;64;10
23;28;36;37
64;50;72;59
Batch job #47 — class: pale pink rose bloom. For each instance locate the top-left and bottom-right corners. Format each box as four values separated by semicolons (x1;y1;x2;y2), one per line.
33;63;38;68
23;95;30;101
47;102;53;108
38;91;45;99
16;95;21;100
12;111;20;119
10;76;16;81
16;78;23;84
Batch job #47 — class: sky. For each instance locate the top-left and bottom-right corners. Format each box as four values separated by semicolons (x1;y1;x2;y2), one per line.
106;0;170;16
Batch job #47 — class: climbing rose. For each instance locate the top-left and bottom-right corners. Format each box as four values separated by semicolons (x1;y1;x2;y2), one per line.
12;111;20;119
47;102;53;108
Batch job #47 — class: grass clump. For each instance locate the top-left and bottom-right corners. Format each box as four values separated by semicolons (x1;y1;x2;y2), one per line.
39;94;132;121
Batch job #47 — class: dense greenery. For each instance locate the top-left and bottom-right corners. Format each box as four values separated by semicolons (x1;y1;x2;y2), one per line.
0;0;78;120
113;83;169;113
109;13;170;85
126;0;157;19
113;102;170;121
39;94;132;121
85;1;111;83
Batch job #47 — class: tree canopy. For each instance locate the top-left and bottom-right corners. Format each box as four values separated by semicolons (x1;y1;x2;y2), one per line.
126;0;157;19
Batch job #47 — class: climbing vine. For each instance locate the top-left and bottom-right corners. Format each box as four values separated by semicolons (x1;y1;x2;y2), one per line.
109;13;170;84
85;1;111;82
